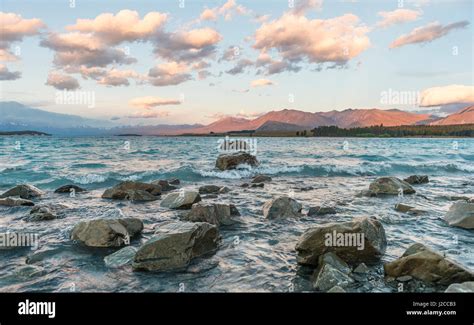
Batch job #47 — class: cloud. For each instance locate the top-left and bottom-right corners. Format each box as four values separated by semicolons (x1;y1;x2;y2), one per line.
235;110;264;118
200;9;217;21
0;64;21;80
45;71;80;90
199;0;250;22
129;96;182;109
251;78;274;87
0;49;18;61
390;21;469;48
97;69;142;86
220;46;240;62
253;13;370;74
128;110;171;118
376;9;421;28
419;85;474;107
226;58;253;75
148;62;192;86
292;0;323;16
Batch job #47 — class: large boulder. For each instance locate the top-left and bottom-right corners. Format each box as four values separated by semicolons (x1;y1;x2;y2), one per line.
54;184;86;194
132;221;220;272
71;218;143;247
403;175;429;185
160;190;201;209
367;177;415;196
262;196;302;219
384;243;474;285
444;201;474;229
215;152;259;171
0;184;44;199
445;282;474;293
0;197;34;207
295;217;387;266
185;202;240;226
102;181;161;201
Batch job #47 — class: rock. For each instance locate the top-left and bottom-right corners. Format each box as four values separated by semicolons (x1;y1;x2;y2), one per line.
54;184;86;194
445;282;474;293
394;203;414;213
295;217;387;266
26;205;58;221
168;178;180;185
252;175;272;183
396;275;413;282
307;206;337;216
185;202;240;226
403;175;429;184
132;221;220;272
251;183;264;188
215;152;259;171
71;218;143;247
104;246;137;268
0;184;44;199
102;181;161;201
151;180;177;192
0;197;34;207
198;185;221;194
312;263;354;291
316;252;351;275
444;201;474;229
367;177;415;196
384;243;474;285
353;263;370;274
218;186;231;194
240;183;249;188
262;196;302;219
160;190;201;209
327;285;346;293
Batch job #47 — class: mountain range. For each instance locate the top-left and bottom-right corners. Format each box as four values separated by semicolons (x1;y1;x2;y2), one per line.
0;101;472;136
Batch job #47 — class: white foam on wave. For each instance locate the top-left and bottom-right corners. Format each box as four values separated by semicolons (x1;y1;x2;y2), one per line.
69;173;108;184
197;164;303;179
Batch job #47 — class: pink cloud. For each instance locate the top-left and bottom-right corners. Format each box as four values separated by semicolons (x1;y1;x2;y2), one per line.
251;79;274;87
129;96;182;109
45;72;80;90
376;9;422;28
420;85;474;107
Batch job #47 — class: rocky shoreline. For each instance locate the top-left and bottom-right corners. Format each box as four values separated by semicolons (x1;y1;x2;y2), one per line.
0;151;473;293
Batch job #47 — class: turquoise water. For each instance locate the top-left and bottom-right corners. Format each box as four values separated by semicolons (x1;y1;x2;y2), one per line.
0;136;473;292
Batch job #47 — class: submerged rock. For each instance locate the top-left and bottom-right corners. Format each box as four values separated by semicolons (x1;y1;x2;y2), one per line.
168;178;180;185
0;197;34;207
403;175;429;185
0;184;44;199
444;201;474;229
252;175;272;183
71;218;143;247
445;282;474;293
54;184;86;194
160;190;201;209
26;205;59;221
151;180;177;192
185;202;240;226
132;221;220;272
295;217;387;266
102;181;161;201
394;203;425;215
384;243;474;285
104;246;137;268
367;177;415;196
198;185;221;194
218;186;231;194
215;152;259;171
262;196;302;219
307;206;337;216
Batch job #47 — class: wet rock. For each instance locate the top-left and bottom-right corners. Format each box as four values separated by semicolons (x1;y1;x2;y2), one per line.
353;263;370;274
251;183;264;188
240;183;249;188
198;185;221;194
262;196;302;219
15;265;46;279
160;190;201;209
132;221;220;272
168;178;180;185
327;285;346;293
445;282;474;293
0;184;44;199
444;201;474;229
396;275;413;282
71;218;143;247
312;263;354;291
394;203;425;215
54;184;86;194
296;217;387;266
102;181;161;201
185;202;240;226
252;175;272;183
151;180;177;192
218;186;231;194
104;246;137;268
403;175;429;185
26;247;64;264
26;205;58;221
215;152;259;171
367;177;415;196
384;243;474;285
0;197;34;207
316;252;351;275
307;206;337;216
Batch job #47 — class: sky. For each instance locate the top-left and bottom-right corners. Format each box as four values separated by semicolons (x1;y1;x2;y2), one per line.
1;0;473;125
